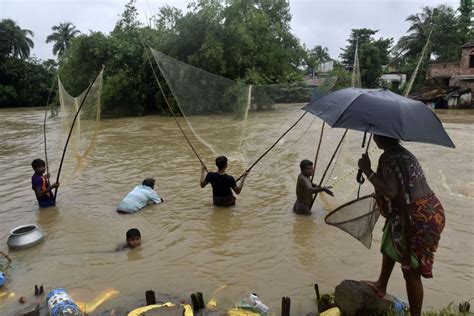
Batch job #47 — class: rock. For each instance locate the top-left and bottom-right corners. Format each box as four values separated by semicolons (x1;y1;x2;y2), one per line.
334;280;398;316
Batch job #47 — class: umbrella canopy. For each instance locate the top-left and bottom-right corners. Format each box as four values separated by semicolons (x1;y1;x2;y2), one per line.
302;88;455;148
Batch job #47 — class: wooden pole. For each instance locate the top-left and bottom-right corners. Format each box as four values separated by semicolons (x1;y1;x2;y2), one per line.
236;111;307;181
310;129;348;209
142;43;208;171
310;122;325;183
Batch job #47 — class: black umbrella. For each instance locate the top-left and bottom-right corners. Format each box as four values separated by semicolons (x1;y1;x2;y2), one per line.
302;88;455;148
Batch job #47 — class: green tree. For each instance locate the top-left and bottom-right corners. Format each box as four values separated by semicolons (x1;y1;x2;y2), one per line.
340;28;392;87
395;5;464;62
306;45;330;75
0;58;54;107
0;19;34;59
46;22;81;57
457;0;472;43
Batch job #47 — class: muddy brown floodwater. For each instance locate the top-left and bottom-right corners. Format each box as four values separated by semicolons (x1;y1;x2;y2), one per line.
0;107;472;315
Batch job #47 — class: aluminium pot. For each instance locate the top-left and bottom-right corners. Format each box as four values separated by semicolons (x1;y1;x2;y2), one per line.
7;224;44;250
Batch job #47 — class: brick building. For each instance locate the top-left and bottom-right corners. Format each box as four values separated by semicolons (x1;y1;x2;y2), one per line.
427;41;474;91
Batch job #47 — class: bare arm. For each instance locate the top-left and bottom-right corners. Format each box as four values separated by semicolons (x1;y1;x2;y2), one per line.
232;171;249;194
358;153;398;200
303;177;334;196
200;166;209;188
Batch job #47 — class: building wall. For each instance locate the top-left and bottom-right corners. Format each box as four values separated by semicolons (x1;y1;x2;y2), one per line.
460;47;474;70
449;78;474;91
428;62;461;78
428;47;474;78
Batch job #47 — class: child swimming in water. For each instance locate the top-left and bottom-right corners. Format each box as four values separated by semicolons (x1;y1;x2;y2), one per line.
116;228;141;251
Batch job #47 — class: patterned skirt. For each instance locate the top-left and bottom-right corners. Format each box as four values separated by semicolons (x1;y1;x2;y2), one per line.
381;194;445;278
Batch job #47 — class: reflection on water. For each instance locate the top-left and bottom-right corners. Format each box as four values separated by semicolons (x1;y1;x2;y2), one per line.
0;107;473;314
292;216;318;268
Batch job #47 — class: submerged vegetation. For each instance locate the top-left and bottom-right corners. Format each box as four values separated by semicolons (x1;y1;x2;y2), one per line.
0;0;472;113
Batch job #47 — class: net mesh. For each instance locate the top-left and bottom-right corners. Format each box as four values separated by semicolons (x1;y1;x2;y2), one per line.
324;194;380;249
47;69;103;185
150;48;337;175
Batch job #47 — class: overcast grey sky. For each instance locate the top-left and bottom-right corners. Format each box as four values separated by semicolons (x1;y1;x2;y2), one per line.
0;0;459;61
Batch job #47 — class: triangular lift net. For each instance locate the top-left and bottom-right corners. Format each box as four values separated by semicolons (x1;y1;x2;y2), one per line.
151;48;337;175
47;69;103;185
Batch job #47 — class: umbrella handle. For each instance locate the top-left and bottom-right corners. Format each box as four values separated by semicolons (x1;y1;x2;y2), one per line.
356;169;365;184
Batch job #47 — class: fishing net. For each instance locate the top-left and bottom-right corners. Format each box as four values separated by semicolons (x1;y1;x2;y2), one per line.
324;194;380;249
310;129;383;249
150;48;337;175
47;69;103;185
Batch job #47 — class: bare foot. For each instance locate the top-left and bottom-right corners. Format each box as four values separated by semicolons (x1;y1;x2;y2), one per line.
361;280;386;299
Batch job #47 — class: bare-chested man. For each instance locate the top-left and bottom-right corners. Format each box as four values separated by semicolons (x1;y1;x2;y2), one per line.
293;159;333;215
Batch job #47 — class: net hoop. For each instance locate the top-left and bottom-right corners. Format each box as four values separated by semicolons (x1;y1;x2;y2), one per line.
324;193;376;225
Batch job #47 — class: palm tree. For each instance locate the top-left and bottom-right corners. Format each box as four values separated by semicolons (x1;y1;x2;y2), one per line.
395;6;434;59
0;19;34;59
306;45;331;76
46;22;81;57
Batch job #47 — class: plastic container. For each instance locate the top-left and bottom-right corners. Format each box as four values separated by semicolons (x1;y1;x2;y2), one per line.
46;288;82;316
249;293;269;314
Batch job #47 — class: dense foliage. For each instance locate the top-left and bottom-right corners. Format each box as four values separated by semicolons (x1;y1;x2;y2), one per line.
0;0;472;110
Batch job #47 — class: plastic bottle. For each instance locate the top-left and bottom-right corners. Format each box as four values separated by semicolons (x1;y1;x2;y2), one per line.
46;288;83;316
249;293;269;314
392;297;409;315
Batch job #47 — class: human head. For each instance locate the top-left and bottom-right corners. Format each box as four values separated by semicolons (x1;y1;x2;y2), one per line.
215;156;228;170
142;178;155;189
31;159;46;174
126;228;141;248
373;134;400;150
300;159;314;177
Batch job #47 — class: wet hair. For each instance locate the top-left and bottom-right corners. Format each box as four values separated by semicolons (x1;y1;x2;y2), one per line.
126;228;141;240
142;178;155;189
215;156;228;169
300;159;313;172
31;159;46;169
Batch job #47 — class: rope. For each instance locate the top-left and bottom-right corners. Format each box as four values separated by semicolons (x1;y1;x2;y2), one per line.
142;42;208;171
310;129;348;209
54;66;104;201
235;111;307;181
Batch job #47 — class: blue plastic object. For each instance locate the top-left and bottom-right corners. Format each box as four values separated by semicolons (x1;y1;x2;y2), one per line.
0;272;5;287
46;288;82;316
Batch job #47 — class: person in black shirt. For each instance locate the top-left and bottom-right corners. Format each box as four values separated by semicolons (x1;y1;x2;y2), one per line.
200;156;249;206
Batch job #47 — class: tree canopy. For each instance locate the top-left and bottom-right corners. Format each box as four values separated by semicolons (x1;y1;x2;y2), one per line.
340;28;393;88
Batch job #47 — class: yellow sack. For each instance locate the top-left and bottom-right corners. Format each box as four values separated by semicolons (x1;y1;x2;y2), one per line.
128;302;194;316
227;308;260;316
320;307;341;316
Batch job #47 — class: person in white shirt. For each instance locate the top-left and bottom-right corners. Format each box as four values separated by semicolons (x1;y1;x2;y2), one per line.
117;178;163;214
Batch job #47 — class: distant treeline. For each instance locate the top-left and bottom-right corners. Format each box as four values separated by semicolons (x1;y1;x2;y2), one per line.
0;0;471;114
